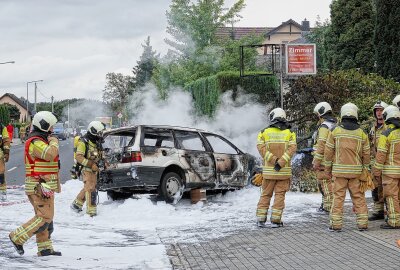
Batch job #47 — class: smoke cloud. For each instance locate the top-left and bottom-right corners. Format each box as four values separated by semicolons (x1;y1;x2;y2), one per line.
128;84;272;156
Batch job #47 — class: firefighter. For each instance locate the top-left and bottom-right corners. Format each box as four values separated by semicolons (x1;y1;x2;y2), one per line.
70;121;105;217
373;105;400;229
70;133;82;179
0;123;11;201
9;111;61;256
325;103;370;231
19;122;27;143
256;108;297;228
312;102;337;213
368;101;388;221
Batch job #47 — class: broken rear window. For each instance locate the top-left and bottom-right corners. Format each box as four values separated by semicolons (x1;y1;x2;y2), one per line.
143;128;174;148
174;131;206;151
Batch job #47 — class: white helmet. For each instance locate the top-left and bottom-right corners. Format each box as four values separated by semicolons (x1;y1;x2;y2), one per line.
88;121;106;136
313;102;332;117
32;111;58;132
340;103;358;120
393;95;400;108
269;108;286;123
373;101;388;111
383;105;400;122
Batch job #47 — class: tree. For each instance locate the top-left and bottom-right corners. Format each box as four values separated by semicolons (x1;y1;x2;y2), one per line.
306;17;331;71
0;105;11;125
132;36;158;88
327;0;375;72
165;0;245;57
102;73;134;114
375;0;400;81
3;104;20;121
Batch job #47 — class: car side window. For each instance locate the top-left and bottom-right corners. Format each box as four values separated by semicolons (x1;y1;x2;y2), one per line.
204;134;238;154
175;131;206;151
143;129;174;148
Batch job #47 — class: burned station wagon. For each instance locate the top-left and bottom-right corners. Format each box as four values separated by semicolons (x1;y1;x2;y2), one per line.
98;125;252;203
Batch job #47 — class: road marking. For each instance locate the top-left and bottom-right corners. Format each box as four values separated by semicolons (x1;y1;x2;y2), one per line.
7;167;17;172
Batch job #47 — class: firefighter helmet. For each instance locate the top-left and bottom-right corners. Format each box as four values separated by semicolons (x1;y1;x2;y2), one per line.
87;121;106;136
313;102;332;117
393;95;400;108
32;111;58;132
383;105;400;122
340;103;358;120
269;108;286;123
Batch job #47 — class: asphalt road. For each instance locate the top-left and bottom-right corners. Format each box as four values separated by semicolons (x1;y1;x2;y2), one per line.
5;138;74;186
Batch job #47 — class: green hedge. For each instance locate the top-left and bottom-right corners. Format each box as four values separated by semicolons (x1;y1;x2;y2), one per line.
186;71;279;117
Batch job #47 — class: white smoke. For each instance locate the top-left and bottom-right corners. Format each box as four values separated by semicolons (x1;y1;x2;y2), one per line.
62;99;111;128
128;84;272;156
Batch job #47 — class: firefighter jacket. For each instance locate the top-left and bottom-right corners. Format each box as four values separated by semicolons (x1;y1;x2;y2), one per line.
73;135;80;159
374;124;400;178
369;122;387;158
76;138;101;172
324;123;370;178
312;118;337;168
0;126;11;155
25;135;60;195
257;123;297;180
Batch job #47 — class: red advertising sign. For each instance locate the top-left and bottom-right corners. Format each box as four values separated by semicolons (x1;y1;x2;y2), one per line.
286;44;316;75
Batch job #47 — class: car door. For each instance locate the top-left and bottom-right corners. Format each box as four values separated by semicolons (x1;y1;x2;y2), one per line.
202;133;248;187
173;130;216;188
139;127;178;185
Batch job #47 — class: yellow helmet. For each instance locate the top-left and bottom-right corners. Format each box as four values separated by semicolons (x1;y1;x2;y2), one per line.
340;103;358;120
383;105;400;122
269;108;286;123
313;102;332;117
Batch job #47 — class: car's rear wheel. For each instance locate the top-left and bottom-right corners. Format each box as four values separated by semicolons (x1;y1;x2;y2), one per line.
160;172;184;204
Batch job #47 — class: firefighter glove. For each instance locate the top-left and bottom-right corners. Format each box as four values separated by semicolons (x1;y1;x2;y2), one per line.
38;182;54;199
251;173;263;187
91;164;99;172
274;160;282;172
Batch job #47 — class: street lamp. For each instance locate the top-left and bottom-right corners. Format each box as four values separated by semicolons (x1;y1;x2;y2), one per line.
26;80;43;116
0;61;15;65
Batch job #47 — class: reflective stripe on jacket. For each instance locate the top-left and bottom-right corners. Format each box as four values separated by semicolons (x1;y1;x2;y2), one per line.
374;124;400;177
313;120;336;167
257;127;297;180
24;136;60;194
324;126;370;178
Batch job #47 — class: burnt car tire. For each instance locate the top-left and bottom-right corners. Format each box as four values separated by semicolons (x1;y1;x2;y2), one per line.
160;172;184;203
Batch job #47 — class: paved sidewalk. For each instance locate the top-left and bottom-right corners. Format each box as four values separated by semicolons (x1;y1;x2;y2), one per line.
167;200;400;270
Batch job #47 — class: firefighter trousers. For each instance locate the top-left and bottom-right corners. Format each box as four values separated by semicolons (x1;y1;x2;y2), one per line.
72;170;98;216
316;170;333;211
382;176;400;227
371;175;384;213
330;177;368;230
0;157;6;192
256;178;290;223
10;194;55;254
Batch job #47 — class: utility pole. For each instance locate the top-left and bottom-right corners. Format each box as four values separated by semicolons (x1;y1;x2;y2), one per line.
51;96;54;113
67;100;70;128
34;82;38;113
27;79;43;117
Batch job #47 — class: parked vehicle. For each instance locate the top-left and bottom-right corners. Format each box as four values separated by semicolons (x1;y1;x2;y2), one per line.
98;125;254;203
53;122;68;140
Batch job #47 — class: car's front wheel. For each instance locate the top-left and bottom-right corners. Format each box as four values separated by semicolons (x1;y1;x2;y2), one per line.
160;172;184;204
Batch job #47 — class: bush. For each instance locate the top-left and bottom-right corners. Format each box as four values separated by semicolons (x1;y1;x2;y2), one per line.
285;69;400;130
186;71;279;116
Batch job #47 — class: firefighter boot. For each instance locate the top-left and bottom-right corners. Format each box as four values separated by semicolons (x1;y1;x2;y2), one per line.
70;202;82;213
368;211;385;221
257;221;267;228
38;249;62;256
271;222;284;228
9;234;24;255
0;191;7;201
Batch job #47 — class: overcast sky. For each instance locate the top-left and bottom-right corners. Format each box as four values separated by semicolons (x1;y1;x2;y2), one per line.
0;0;331;103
